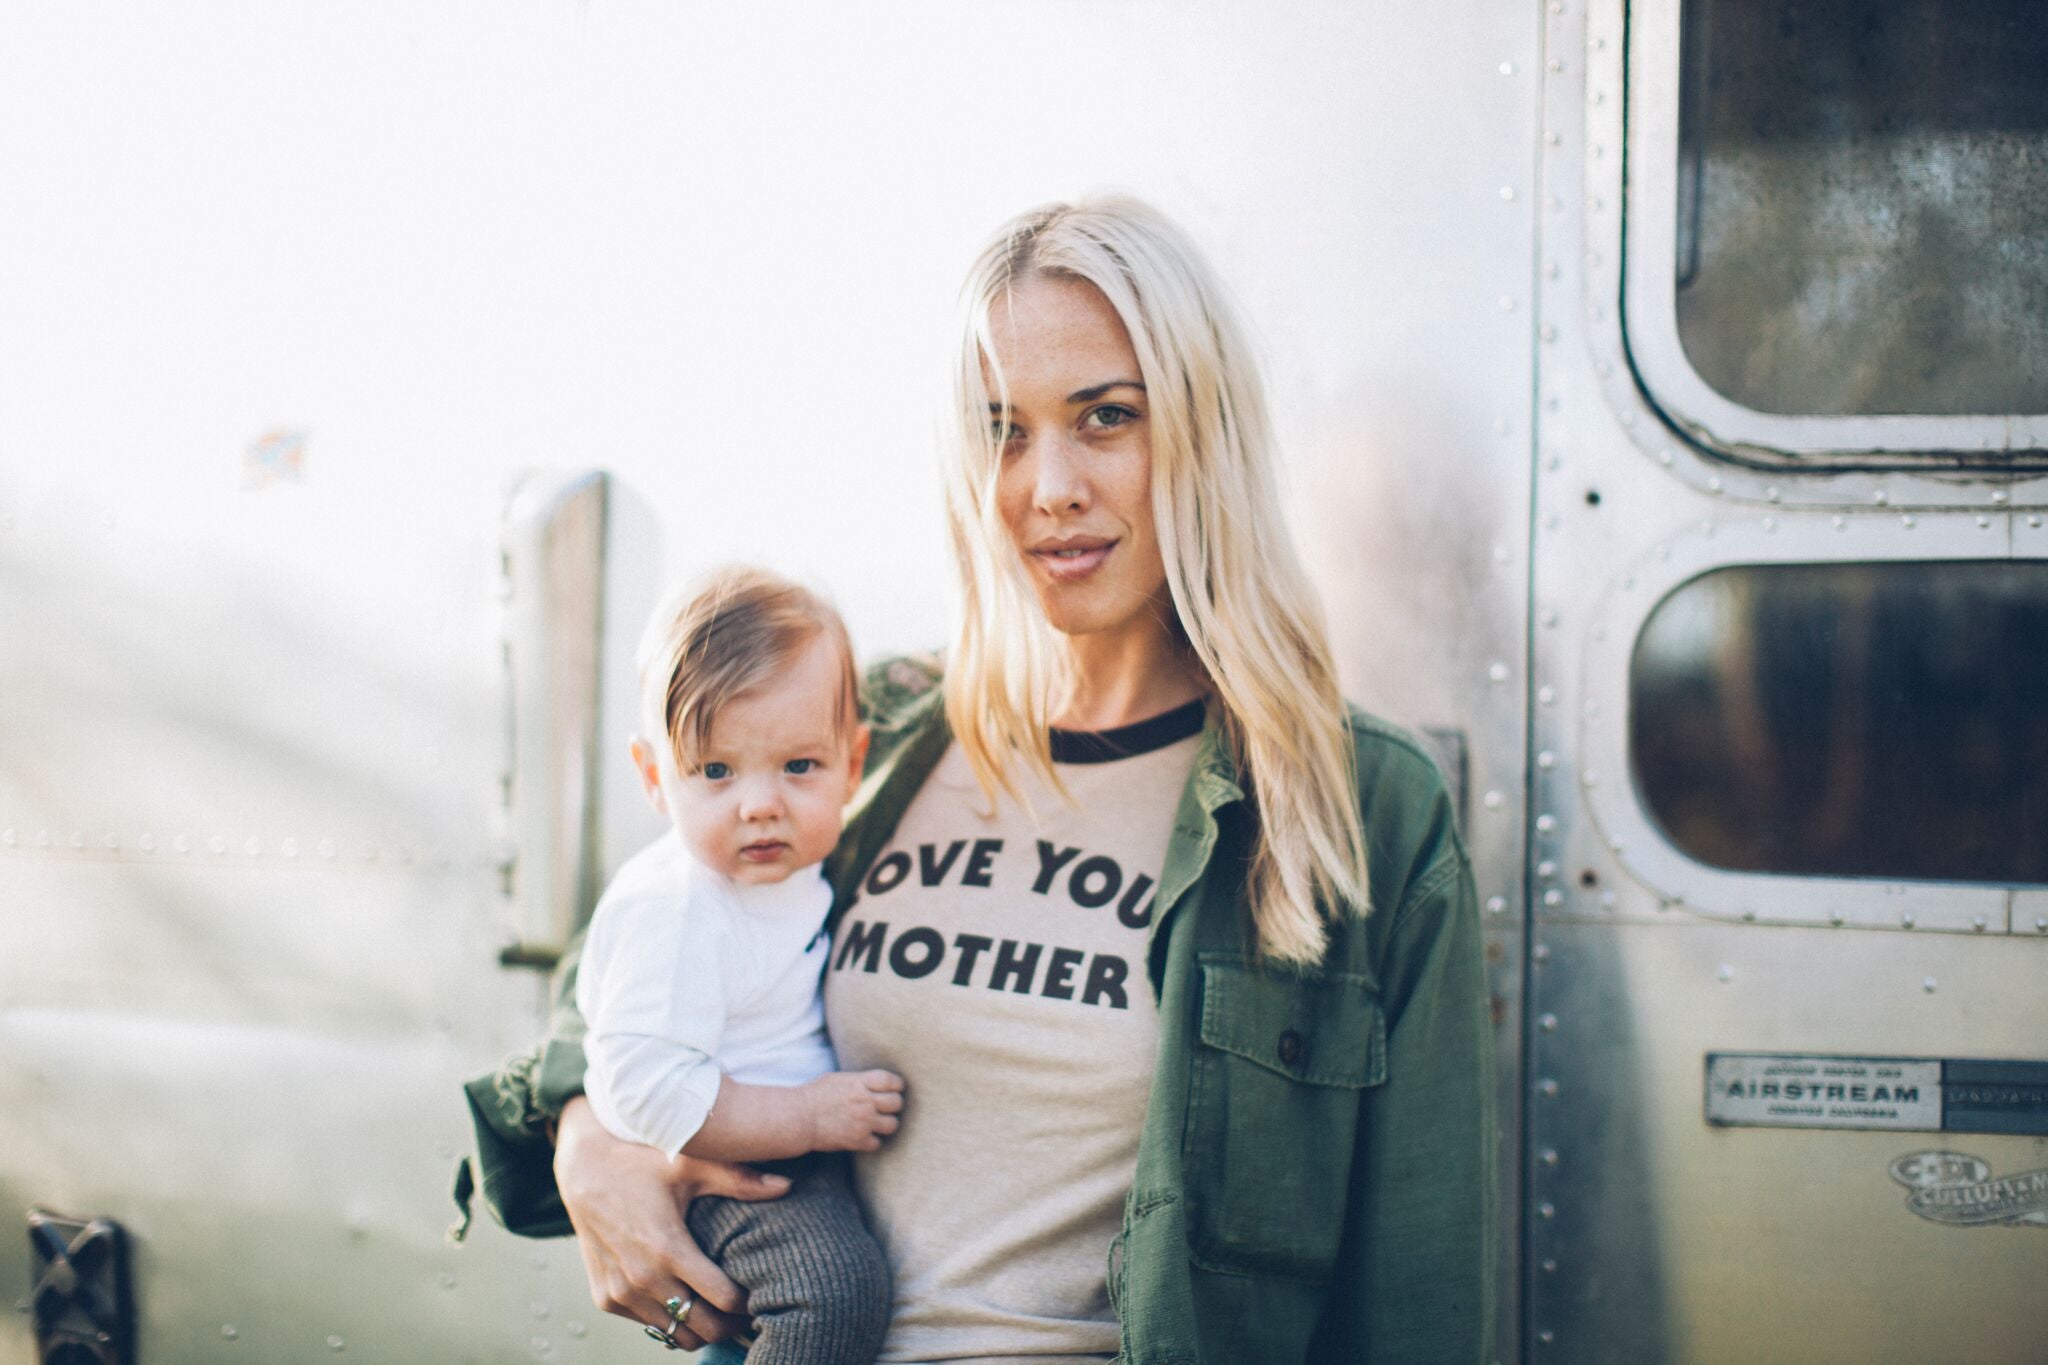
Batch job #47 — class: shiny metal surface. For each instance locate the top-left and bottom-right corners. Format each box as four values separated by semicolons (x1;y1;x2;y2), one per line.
18;1;2038;1359
1528;1;2048;1358
502;469;608;961
1533;922;2048;1364
0;2;1536;1360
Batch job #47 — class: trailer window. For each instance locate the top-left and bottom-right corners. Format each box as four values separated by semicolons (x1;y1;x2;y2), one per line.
1673;0;2048;417
1630;562;2048;884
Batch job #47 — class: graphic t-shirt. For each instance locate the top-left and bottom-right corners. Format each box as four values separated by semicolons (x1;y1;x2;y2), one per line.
824;701;1205;1365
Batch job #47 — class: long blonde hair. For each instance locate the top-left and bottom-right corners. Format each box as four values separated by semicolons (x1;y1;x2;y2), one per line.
942;196;1370;964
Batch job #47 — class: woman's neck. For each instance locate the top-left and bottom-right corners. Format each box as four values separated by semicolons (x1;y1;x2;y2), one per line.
1051;616;1206;732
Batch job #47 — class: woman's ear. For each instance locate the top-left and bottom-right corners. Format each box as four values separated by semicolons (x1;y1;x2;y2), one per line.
844;724;872;801
628;736;668;815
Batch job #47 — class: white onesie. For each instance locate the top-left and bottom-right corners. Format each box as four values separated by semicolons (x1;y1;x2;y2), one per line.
576;832;838;1155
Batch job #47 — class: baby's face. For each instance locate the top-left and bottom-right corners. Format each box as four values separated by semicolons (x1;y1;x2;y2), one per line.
655;634;867;886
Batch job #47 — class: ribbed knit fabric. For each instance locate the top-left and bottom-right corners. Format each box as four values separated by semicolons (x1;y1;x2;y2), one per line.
685;1153;889;1365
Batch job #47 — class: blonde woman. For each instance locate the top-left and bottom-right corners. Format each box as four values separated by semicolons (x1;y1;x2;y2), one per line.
463;197;1494;1363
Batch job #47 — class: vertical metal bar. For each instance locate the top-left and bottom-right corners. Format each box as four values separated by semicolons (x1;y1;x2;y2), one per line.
499;469;609;965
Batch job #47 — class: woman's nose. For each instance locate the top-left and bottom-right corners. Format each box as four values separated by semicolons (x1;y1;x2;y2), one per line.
1029;434;1089;514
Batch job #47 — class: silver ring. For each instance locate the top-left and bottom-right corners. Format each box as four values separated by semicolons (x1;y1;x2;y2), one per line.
664;1294;695;1325
644;1324;684;1351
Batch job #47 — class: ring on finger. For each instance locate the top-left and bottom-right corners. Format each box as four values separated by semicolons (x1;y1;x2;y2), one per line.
644;1324;684;1351
664;1294;695;1326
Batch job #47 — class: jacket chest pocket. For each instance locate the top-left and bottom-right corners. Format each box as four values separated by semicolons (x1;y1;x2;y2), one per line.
1184;956;1386;1282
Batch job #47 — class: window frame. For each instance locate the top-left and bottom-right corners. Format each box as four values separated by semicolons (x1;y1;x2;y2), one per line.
1618;0;2048;469
1580;515;2048;934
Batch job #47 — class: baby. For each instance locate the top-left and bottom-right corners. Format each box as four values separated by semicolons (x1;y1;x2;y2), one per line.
577;565;899;1362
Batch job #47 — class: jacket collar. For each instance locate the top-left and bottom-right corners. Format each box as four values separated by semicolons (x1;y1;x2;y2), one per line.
1146;719;1244;994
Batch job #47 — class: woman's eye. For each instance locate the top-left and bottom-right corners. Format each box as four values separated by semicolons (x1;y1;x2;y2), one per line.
784;758;818;775
701;762;730;780
1086;404;1139;430
990;419;1020;444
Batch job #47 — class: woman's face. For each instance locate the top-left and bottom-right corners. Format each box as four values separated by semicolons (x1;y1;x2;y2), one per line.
986;274;1171;645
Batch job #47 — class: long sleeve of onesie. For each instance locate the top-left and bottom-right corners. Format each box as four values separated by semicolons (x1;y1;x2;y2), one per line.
575;875;730;1156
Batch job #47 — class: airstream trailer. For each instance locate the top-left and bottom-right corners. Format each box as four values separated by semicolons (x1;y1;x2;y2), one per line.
3;1;2043;1361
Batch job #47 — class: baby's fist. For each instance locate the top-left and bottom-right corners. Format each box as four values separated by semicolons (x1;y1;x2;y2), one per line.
806;1069;906;1153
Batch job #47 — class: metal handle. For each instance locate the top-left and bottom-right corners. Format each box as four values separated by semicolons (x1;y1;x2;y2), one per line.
499;469;610;967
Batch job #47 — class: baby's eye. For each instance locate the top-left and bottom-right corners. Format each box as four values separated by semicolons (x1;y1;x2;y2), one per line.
701;762;731;780
784;758;818;775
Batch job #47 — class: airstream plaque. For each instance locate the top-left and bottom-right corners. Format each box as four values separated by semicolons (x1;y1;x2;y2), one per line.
1707;1054;1942;1131
1707;1054;2048;1134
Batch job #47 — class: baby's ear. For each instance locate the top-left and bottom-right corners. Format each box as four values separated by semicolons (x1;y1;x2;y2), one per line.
628;736;668;814
844;724;872;798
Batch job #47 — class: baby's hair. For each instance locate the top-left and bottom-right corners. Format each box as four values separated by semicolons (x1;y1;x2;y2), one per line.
636;565;859;775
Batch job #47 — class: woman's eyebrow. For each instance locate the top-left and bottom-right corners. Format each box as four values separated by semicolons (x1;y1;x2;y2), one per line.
986;380;1146;414
1068;380;1145;403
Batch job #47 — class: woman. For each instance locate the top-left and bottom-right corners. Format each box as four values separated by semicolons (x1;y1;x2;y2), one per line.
462;196;1494;1362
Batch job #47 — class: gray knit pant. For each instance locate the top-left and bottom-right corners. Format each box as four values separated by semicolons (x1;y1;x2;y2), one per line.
684;1152;889;1365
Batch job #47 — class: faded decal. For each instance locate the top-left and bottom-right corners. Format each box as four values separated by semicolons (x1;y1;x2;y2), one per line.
243;428;307;488
1890;1151;2048;1228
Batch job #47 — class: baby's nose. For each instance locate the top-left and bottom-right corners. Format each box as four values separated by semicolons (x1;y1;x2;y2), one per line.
737;783;784;820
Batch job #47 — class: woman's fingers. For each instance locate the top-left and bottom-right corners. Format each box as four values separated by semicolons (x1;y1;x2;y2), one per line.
625;1288;705;1351
553;1101;753;1333
674;1296;749;1346
659;1232;747;1317
660;1153;791;1314
686;1156;794;1203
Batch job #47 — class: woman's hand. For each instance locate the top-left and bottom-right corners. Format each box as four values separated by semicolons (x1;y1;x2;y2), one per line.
553;1096;792;1348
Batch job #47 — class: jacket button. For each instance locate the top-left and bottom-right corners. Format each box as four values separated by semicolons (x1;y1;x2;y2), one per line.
1277;1029;1305;1067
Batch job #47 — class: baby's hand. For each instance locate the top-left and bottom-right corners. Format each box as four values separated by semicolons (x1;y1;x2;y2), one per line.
804;1070;905;1152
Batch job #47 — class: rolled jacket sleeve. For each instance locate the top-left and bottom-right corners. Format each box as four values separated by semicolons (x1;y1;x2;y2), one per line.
453;939;592;1240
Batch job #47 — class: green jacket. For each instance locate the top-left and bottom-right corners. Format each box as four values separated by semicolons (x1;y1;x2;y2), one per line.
459;657;1495;1364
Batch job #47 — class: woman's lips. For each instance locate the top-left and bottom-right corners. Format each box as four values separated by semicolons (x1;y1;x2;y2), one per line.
1033;539;1116;581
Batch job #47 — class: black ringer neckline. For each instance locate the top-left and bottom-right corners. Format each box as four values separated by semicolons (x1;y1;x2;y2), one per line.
1048;698;1208;765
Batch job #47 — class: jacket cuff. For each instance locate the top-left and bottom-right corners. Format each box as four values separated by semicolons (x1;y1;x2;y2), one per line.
450;1040;588;1241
